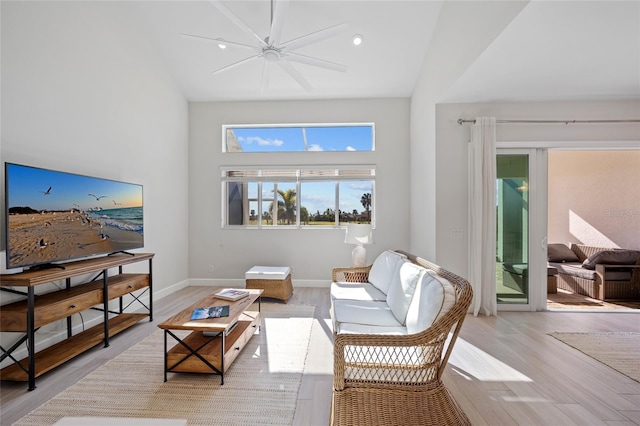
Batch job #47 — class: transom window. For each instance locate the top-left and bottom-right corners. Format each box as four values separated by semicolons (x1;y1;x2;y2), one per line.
222;167;375;228
223;123;374;152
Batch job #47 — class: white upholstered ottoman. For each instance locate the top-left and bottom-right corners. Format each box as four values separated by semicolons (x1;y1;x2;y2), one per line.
245;266;293;302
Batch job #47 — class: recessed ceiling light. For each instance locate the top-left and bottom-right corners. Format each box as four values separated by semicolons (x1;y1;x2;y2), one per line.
217;41;227;50
352;34;363;46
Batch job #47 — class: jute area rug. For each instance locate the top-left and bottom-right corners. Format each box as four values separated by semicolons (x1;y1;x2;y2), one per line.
549;332;640;383
15;304;316;426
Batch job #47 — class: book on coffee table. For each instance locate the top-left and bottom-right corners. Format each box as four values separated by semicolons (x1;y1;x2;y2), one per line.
214;288;250;301
191;305;230;320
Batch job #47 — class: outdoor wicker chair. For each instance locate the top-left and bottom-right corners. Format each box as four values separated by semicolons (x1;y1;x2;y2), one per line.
330;250;473;425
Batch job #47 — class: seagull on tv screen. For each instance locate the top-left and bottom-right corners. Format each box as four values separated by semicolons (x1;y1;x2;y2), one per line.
88;193;107;201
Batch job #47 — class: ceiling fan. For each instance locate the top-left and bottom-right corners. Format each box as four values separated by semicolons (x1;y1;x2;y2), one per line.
183;0;349;91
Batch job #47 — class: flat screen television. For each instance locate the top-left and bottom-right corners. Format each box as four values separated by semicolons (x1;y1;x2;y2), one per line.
4;162;144;270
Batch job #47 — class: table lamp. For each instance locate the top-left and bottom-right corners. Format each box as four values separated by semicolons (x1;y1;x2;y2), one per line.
344;224;373;267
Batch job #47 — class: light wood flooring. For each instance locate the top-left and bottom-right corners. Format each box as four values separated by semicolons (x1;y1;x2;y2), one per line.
2;286;640;425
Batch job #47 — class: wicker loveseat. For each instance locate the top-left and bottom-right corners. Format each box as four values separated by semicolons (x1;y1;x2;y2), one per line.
547;243;640;301
329;250;473;425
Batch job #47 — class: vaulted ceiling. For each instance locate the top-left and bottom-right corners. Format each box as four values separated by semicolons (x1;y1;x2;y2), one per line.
127;1;639;103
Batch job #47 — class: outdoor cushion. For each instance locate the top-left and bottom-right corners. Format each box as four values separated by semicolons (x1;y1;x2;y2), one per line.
550;262;632;281
385;261;424;325
503;263;528;276
332;300;401;327
330;281;386;302
581;250;640;270
368;250;407;295
405;269;456;335
547;243;580;263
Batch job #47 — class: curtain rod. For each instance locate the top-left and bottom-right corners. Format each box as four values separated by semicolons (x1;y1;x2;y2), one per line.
457;118;640;125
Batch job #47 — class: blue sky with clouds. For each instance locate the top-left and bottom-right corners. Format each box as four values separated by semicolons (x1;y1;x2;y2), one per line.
232;125;373;152
6;163;142;212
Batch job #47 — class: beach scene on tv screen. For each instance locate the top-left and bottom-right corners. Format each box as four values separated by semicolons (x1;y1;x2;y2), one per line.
6;164;143;268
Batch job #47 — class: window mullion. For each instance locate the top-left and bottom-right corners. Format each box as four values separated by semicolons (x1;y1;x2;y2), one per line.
334;181;340;226
273;183;278;225
296;180;301;227
258;182;263;229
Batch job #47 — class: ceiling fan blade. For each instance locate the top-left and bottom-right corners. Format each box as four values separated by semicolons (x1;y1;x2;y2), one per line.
277;60;312;91
268;0;289;46
212;54;260;75
284;52;347;73
260;61;271;92
208;0;267;47
280;22;349;52
180;33;257;51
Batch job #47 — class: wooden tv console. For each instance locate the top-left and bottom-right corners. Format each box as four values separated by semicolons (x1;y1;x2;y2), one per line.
0;252;154;391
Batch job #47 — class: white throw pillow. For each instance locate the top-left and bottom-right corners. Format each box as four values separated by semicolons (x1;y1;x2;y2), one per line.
385;261;425;325
368;250;406;295
405;269;457;335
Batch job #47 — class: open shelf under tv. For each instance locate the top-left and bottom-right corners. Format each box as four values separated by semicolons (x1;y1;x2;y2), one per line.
0;252;154;391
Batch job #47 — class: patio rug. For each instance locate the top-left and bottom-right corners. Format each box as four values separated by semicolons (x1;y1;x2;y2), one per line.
14;304;316;426
547;289;640;311
549;332;640;383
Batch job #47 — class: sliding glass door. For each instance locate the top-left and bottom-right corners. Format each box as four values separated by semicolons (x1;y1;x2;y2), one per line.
496;149;547;310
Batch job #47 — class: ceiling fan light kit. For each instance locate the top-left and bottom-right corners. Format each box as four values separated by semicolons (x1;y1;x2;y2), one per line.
185;0;350;91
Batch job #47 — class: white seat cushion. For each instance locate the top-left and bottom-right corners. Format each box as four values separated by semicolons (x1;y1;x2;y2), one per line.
405;269;457;335
333;300;402;327
386;261;425;325
245;266;291;280
368;250;407;294
330;282;387;302
337;323;407;335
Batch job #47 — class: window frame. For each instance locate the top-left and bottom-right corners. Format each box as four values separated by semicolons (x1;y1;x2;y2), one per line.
221;166;375;229
222;122;376;153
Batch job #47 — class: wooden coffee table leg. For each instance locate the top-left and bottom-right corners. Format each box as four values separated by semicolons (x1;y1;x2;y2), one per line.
163;330;168;382
164;330;223;380
220;334;225;385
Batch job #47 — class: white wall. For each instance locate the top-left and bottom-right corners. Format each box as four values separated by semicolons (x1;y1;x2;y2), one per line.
434;101;640;279
548;150;640;250
1;0;189;346
188;99;410;285
409;1;529;264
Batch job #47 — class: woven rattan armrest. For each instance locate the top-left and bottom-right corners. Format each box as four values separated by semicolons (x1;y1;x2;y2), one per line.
331;265;372;282
333;315;456;392
595;262;640;277
595;261;640;288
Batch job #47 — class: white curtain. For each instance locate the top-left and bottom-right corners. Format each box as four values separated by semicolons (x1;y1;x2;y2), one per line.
468;117;497;316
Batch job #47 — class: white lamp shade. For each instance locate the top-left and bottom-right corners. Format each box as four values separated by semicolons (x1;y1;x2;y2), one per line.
344;224;373;245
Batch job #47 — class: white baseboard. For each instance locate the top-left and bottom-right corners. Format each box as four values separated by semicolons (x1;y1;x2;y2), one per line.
187;278;330;288
153;278;190;299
